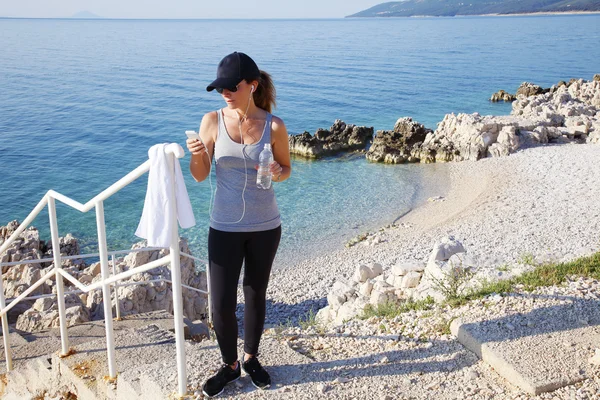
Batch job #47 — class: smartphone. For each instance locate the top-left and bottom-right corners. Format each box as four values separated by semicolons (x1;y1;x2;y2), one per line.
185;130;201;142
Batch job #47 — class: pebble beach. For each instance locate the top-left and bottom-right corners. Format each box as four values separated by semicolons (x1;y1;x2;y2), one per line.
234;143;600;399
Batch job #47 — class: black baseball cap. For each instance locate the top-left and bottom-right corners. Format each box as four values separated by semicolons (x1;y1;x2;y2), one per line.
206;52;260;92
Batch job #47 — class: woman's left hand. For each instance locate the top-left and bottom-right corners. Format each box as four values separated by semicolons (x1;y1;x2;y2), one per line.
269;161;283;181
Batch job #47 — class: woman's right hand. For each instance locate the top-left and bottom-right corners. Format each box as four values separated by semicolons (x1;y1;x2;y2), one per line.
186;138;206;156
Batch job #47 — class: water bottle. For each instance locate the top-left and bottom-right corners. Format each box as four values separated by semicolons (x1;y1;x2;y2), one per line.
257;143;273;189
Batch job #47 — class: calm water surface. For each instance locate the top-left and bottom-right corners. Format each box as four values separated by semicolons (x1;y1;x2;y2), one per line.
0;16;598;265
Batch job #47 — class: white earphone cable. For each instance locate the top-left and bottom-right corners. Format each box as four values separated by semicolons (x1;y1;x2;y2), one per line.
205;87;254;225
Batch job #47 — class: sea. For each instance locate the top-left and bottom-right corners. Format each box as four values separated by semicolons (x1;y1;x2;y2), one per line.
1;15;599;267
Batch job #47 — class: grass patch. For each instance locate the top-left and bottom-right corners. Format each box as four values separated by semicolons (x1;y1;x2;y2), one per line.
497;263;511;273
432;317;455;336
518;252;536;266
298;308;318;330
361;297;435;319
447;252;600;307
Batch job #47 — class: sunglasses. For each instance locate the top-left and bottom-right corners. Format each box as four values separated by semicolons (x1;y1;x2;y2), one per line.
216;83;241;94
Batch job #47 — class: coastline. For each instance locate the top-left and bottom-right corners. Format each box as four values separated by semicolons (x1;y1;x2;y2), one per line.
346;11;600;18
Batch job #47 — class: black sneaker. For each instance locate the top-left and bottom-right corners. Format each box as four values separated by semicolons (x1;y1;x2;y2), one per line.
202;361;241;398
242;357;271;389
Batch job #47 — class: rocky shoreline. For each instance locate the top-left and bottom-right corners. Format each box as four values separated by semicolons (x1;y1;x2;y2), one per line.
290;75;600;163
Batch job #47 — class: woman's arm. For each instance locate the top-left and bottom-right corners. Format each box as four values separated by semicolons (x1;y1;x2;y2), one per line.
188;112;217;182
270;116;291;182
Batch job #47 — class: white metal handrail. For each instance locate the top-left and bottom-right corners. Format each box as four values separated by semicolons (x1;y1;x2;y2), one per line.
0;143;201;397
0;246;198;269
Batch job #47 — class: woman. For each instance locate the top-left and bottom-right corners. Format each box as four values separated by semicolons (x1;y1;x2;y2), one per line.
186;51;291;398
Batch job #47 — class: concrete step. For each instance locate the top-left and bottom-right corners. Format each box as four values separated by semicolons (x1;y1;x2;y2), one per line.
2;310;314;399
1;310;176;398
52;313;179;400
5;369;32;398
451;299;600;395
23;357;51;395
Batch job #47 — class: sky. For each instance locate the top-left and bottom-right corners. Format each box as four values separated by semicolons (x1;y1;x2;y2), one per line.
0;0;384;19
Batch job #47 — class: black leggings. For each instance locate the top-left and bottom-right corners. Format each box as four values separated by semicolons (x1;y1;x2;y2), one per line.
208;226;281;365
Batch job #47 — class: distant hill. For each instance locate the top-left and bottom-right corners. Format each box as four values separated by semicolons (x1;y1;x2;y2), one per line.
70;11;103;19
347;0;600;17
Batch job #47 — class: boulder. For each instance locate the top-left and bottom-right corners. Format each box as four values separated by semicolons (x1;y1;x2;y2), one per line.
359;281;374;297
428;236;465;265
369;262;384;277
289;120;373;158
369;290;389;306
366;117;432;164
391;262;425;276
353;264;374;283
516;82;546;98
315;306;333;325
85;238;208;322
401;271;422;288
16;294;90;332
327;292;346;309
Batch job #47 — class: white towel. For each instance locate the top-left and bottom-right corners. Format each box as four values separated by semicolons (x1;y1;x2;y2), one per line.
135;143;196;247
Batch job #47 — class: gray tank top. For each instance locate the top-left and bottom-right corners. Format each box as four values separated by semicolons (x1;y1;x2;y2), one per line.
210;109;281;232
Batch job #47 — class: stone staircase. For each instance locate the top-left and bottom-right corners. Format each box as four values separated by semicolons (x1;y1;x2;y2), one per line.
0;311;198;399
0;311;310;399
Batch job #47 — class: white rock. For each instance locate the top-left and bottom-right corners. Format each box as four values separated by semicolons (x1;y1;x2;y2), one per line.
353;297;370;313
353;265;373;283
369;262;384;277
317;384;328;394
370;290;388;306
32;297;54;312
332;279;354;293
359;281;374;297
391;262;425;276
588;349;600;366
393;275;404;288
315;306;332;325
428;236;465;264
467;370;480;380
401;271;422;288
382;274;392;286
335;301;359;325
373;281;392;292
447;252;477;269
333;377;350;384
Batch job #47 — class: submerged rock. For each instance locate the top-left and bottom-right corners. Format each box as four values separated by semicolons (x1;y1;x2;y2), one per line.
289;120;373;158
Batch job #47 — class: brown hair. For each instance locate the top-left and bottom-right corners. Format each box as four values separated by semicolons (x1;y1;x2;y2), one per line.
250;70;276;113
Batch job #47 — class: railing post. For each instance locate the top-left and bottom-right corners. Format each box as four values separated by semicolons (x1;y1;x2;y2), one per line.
111;255;121;321
95;201;117;379
168;153;187;397
205;262;212;328
48;197;70;356
0;268;13;371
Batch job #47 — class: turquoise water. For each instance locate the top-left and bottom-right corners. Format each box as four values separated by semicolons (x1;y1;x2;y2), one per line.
1;16;599;265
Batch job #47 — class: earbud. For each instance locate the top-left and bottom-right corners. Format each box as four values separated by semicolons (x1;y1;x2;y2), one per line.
251;85;255;93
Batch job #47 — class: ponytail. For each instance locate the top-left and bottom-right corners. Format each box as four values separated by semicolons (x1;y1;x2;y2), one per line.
251;70;276;113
